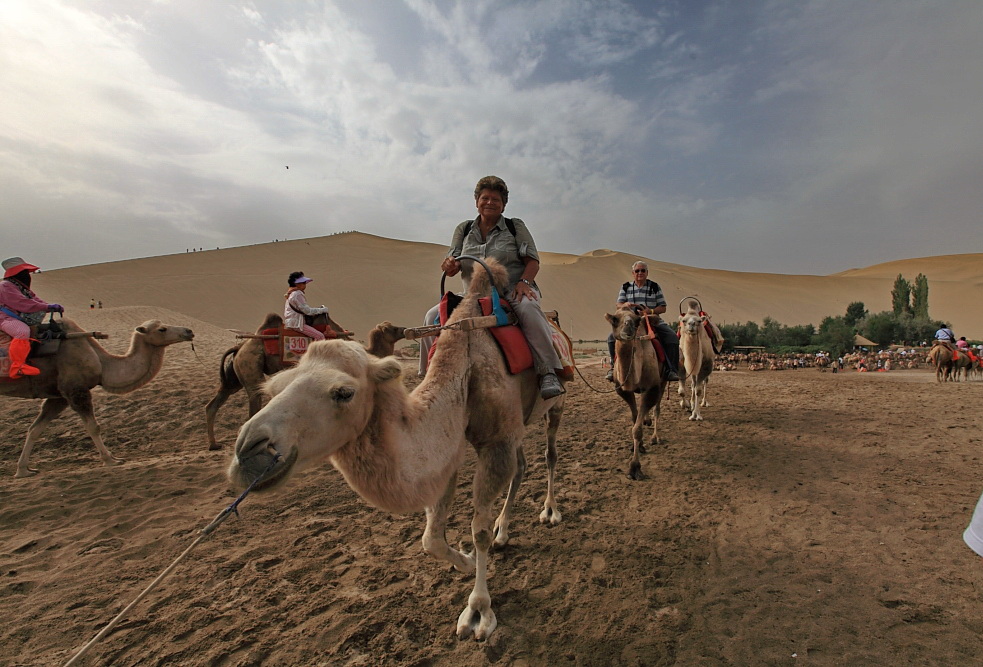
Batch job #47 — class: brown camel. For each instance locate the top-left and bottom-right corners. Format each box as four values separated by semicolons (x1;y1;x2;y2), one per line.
951;347;976;382
928;342;954;383
606;308;664;480
2;319;194;478
677;299;716;421
204;318;406;450
229;259;565;640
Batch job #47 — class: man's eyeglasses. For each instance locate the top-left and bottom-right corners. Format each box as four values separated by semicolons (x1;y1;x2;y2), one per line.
633;269;647;273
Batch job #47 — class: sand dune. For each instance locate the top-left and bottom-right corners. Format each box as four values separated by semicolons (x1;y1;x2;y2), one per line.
31;233;983;342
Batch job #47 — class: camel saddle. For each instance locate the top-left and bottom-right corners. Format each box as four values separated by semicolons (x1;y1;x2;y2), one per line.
0;322;69;381
433;292;574;379
631;315;667;364
262;324;339;364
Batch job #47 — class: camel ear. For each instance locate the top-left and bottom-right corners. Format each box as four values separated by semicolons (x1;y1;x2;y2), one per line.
369;356;402;384
605;313;616;325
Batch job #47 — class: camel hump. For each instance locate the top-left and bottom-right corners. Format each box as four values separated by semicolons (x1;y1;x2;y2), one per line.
682;298;700;314
466;258;510;297
256;313;283;333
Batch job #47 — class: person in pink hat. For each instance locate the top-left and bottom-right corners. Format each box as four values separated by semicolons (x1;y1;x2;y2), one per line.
0;257;64;378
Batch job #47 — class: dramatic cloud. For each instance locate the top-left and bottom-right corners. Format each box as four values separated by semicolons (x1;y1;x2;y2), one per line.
1;0;981;273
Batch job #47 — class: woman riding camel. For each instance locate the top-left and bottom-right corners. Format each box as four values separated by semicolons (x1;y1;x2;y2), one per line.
421;175;565;399
0;257;64;378
284;271;348;341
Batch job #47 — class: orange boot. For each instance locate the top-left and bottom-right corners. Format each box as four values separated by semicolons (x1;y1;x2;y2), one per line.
8;339;40;378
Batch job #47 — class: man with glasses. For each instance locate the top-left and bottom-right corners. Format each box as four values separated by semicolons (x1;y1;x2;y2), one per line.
606;260;680;382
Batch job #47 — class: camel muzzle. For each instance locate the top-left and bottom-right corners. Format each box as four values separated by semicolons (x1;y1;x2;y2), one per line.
229;436;298;492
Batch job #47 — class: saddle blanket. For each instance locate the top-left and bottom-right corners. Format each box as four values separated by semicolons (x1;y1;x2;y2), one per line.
432;293;574;378
262;325;337;363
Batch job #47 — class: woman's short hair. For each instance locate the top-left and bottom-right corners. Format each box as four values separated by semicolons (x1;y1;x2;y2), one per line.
474;175;509;205
287;271;305;287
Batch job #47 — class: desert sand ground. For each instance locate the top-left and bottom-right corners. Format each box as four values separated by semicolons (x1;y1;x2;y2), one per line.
2;305;983;666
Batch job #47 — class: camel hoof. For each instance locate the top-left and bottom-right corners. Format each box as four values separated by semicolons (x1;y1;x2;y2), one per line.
452;551;476;575
208;443;222;451
539;507;562;525
14;467;39;479
627;462;644;481
457;605;497;641
643;417;652;426
104;456;126;466
493;524;509;547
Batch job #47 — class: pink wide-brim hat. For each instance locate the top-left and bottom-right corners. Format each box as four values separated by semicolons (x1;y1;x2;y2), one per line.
2;257;40;279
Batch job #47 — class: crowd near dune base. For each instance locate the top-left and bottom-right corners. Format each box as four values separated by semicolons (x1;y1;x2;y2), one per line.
3;306;983;666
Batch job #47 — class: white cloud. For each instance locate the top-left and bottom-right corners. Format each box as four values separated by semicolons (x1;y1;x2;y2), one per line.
0;0;981;274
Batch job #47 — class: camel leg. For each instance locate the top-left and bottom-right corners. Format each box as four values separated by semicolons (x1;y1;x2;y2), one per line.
615;388;642;448
204;380;241;451
689;377;702;421
627;407;647;481
423;470;475;574
15;398;68;478
457;441;517;641
493;446;526;546
642;385;663;449
679;375;692;411
70;389;125;467
538;398;563;526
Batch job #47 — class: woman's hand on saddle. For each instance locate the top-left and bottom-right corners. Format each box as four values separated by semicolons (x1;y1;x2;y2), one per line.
441;257;461;276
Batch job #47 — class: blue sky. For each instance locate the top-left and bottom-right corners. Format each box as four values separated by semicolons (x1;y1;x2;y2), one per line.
2;0;981;274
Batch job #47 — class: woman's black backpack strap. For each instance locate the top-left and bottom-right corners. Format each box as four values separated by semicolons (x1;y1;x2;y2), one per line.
463;217;517;238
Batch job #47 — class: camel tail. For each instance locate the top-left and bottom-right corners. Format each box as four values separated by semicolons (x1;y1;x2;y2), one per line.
218;346;239;386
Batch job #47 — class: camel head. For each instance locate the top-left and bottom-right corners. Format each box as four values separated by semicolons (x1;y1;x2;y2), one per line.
134;320;195;345
679;311;706;337
228;339;403;493
606;310;642;342
372;321;406;344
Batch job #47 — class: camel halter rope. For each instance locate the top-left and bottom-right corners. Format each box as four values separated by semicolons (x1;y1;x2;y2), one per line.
63;453;282;667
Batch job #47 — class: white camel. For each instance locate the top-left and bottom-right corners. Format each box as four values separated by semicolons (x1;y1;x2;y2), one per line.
2;319;194;477
228;259;565;641
677;299;716;421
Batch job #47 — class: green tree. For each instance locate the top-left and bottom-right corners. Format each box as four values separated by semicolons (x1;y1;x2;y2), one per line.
891;274;912;316
860;311;898;347
912;273;929;319
814;316;855;356
844;302;867;327
761;316;784;348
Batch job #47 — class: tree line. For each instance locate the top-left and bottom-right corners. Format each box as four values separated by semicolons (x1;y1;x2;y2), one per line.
717;272;950;356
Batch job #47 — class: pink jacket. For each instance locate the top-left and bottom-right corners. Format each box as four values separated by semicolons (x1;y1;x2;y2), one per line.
0;279;51;327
